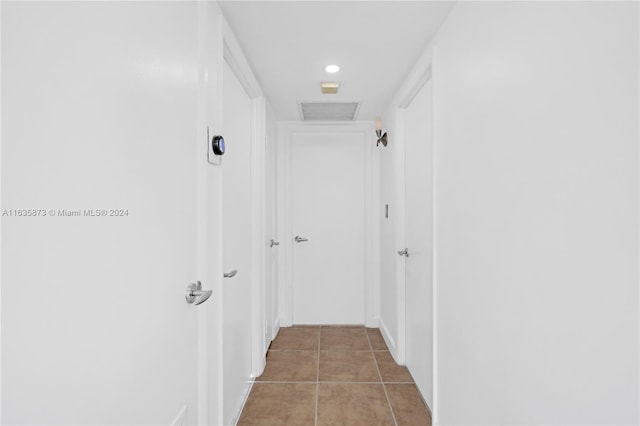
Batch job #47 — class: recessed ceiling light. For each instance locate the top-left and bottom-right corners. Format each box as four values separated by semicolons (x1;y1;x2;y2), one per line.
325;64;340;74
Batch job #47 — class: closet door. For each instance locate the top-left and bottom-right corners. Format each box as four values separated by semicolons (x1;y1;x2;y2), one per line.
404;78;434;407
292;131;366;324
221;60;253;425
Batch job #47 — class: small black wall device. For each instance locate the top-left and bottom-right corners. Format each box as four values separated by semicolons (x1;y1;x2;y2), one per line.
212;135;225;156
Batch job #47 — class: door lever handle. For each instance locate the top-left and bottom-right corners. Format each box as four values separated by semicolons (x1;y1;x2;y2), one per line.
224;269;238;278
295;236;308;243
185;281;212;305
270;239;280;247
397;248;409;257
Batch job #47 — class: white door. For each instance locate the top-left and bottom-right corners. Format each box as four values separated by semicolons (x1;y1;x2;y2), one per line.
222;61;253;425
292;131;366;324
404;79;434;407
2;2;211;424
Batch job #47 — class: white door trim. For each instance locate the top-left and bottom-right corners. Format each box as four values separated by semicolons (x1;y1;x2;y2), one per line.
277;122;380;327
0;2;4;422
222;15;268;378
391;44;436;419
222;18;263;99
392;66;432;365
393;107;407;365
196;3;224;426
249;96;267;377
430;47;439;424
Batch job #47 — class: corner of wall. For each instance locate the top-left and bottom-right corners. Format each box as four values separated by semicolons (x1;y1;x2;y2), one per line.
273;317;281;339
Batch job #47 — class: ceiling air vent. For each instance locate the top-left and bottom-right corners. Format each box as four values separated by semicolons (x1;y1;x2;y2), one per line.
298;101;360;121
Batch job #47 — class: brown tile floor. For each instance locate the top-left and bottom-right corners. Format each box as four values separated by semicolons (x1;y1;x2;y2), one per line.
237;325;431;426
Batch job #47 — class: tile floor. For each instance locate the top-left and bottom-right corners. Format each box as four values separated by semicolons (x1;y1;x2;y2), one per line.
237;325;431;426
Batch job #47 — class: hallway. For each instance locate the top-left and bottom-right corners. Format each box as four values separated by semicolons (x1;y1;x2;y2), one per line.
2;1;638;425
238;326;430;426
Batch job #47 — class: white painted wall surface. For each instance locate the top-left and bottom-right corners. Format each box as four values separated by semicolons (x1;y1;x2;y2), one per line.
431;2;639;424
2;2;206;424
222;61;253;425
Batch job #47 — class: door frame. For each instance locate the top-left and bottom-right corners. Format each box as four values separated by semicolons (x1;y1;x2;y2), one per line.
264;111;279;347
394;64;433;365
222;17;269;381
392;45;437;419
196;3;223;425
277;122;381;327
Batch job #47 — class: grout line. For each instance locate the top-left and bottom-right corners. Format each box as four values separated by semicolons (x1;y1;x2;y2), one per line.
314;326;321;426
366;329;398;426
255;381;415;384
269;349;376;352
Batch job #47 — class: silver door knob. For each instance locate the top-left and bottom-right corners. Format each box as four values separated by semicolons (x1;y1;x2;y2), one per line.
295;236;308;243
270;239;280;247
185;281;212;305
397;248;409;257
224;269;238;278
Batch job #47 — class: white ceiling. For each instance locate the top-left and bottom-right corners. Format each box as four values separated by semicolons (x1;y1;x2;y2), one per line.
218;1;455;121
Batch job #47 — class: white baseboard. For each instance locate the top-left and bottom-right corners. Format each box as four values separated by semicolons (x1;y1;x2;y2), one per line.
272;317;281;341
378;317;396;357
280;316;292;328
232;379;255;426
252;353;266;378
365;315;380;328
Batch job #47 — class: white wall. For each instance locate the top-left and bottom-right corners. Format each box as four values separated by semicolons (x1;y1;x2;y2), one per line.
381;1;639;424
434;3;638;424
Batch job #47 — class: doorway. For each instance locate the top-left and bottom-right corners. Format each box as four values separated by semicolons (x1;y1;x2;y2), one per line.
279;124;379;327
222;60;253;424
402;76;434;408
292;131;366;324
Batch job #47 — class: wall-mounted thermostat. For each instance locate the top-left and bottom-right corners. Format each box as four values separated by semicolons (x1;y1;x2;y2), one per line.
211;135;225;155
207;126;224;165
